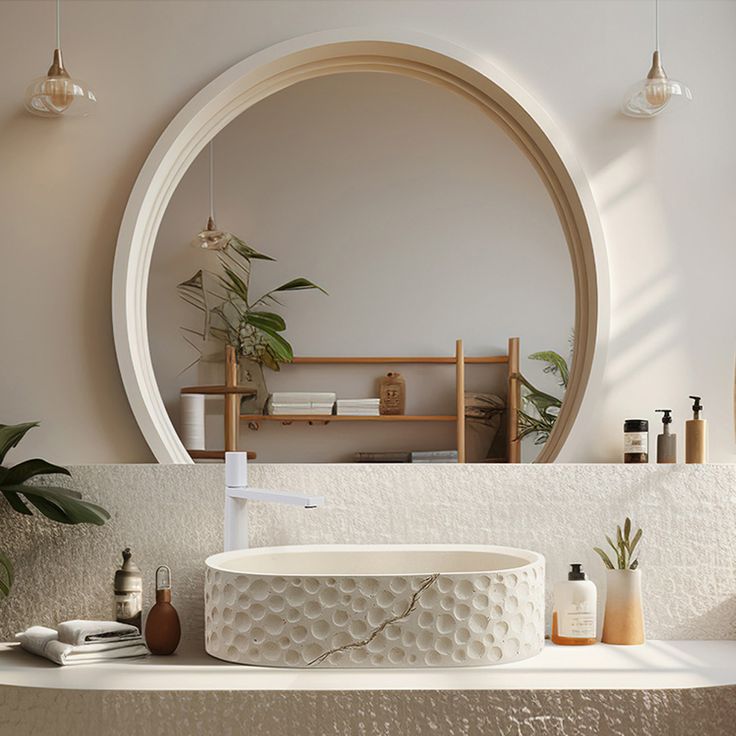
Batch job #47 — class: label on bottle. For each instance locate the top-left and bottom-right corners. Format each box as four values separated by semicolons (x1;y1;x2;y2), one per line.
624;432;648;454
559;603;596;638
115;591;142;621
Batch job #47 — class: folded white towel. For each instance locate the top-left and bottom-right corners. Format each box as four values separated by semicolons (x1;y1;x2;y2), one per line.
16;625;148;666
57;619;141;645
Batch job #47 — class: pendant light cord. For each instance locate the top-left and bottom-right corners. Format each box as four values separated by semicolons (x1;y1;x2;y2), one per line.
208;141;215;223
56;0;61;48
655;0;659;51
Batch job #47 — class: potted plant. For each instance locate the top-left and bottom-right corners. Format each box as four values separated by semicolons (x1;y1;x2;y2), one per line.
0;422;110;600
178;236;326;411
593;517;645;645
517;349;569;446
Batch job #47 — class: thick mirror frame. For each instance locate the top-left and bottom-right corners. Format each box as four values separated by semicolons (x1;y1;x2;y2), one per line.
112;29;609;464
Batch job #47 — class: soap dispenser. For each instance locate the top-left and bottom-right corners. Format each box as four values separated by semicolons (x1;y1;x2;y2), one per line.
551;564;597;646
655;409;676;463
144;565;181;655
685;395;707;464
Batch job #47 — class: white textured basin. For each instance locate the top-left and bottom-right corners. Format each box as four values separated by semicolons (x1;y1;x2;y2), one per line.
205;544;545;668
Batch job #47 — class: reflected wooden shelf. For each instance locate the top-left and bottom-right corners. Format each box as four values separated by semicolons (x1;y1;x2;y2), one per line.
288;356;508;365
181;385;256;396
241;414;456;423
188;450;256;461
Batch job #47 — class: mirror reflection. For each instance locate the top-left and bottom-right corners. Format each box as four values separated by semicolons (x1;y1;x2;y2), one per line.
148;72;574;463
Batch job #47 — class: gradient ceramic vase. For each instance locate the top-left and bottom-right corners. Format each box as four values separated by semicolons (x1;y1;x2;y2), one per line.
602;569;645;645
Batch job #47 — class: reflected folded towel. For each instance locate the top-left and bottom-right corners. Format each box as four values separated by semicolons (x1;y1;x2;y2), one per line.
16;625;148;666
57;620;141;645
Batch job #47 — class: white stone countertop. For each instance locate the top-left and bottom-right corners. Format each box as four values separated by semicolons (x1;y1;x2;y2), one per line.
1;641;735;692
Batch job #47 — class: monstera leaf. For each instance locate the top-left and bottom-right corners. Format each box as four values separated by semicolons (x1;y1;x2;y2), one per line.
0;422;110;599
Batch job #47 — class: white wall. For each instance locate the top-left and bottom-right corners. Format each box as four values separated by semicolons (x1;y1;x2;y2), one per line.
1;1;734;463
148;71;573;462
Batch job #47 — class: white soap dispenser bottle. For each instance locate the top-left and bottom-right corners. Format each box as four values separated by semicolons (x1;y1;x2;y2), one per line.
552;563;597;646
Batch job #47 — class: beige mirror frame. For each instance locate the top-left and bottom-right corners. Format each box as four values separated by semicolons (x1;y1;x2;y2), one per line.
112;29;609;464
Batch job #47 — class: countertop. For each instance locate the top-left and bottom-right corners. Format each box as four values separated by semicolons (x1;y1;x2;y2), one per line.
1;640;735;691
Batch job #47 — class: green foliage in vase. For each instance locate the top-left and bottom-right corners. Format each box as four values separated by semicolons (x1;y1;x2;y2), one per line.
0;423;111;600
178;236;326;371
517;350;569;445
593;517;642;570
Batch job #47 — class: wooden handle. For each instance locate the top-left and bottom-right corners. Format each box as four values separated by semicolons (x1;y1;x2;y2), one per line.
456;339;465;464
507;337;521;463
224;346;239;453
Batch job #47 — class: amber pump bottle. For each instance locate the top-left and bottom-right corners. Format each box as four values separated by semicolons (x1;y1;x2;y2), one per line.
144;565;181;655
685;396;707;464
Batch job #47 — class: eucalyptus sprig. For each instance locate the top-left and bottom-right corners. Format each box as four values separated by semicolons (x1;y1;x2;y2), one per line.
593;517;642;570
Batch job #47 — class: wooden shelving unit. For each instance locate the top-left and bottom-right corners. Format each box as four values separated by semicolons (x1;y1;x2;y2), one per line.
241;415;457;423
180;339;521;463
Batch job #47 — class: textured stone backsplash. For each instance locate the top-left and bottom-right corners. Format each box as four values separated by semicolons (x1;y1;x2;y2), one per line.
0;464;734;643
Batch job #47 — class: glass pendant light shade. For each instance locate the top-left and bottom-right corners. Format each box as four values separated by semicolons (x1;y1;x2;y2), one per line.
190;142;230;251
622;0;691;118
25;48;96;117
622;51;692;118
190;216;230;251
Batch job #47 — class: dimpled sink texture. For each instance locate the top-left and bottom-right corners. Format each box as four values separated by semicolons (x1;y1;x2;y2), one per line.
204;545;545;668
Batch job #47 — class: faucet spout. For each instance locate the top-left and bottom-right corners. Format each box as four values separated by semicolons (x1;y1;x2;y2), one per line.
224;452;324;551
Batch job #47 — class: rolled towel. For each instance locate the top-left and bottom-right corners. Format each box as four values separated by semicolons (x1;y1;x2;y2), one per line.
57;620;141;645
16;626;149;666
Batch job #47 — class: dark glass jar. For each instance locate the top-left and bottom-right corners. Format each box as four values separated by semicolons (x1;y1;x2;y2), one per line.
624;420;649;463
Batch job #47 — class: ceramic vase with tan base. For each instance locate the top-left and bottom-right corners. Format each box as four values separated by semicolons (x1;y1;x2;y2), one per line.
601;569;645;645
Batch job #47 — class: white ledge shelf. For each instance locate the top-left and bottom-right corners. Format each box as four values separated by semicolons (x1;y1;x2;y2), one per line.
1;641;735;692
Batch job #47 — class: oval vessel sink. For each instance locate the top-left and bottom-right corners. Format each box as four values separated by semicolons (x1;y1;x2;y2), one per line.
205;544;544;668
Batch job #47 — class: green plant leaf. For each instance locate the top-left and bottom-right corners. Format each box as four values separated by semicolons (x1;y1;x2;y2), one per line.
624;517;631;543
246;312;287;333
628;528;642;555
1;485;110;526
270;278;327;295
0;549;13;599
593;547;614;569
228;235;276;262
2;490;32;515
630;558;639;570
0;423;39;465
528;350;569;388
260;331;294;363
3;459;71;486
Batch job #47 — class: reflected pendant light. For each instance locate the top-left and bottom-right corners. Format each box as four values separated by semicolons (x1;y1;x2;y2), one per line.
24;0;96;117
190;141;230;251
622;0;692;118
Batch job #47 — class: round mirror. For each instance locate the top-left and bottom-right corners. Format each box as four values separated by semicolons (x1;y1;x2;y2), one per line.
113;31;608;464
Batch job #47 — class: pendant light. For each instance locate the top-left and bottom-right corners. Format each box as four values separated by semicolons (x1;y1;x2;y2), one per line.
24;0;96;117
622;0;692;118
190;141;230;251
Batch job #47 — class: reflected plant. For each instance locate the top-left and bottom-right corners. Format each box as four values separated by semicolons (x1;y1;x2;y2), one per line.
0;422;110;600
178;236;326;372
593;517;642;570
517;350;569;445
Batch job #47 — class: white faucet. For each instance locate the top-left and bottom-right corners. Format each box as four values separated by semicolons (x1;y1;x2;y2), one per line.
224;452;325;551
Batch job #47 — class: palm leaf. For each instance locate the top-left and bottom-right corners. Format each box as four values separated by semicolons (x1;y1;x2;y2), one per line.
228;235;276;262
0;549;13;599
3;459;72;486
0;423;39;464
1;484;110;525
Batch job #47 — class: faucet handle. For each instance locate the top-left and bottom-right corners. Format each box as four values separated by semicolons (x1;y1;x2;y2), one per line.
225;452;248;488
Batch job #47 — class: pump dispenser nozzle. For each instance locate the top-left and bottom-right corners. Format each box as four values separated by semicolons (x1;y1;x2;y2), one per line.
656;409;672;425
689;396;703;419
